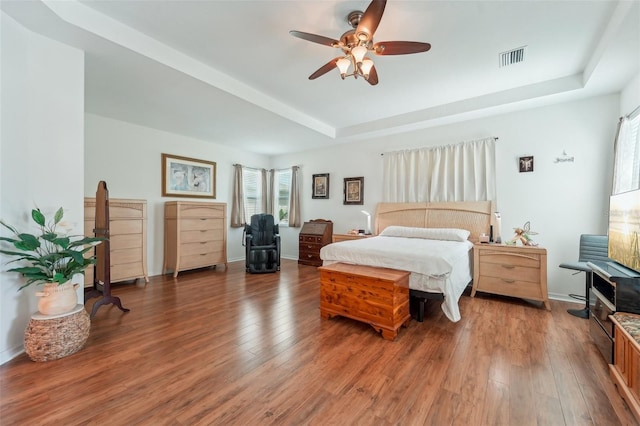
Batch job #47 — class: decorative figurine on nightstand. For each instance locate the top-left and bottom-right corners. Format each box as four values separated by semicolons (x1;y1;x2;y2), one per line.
507;221;539;246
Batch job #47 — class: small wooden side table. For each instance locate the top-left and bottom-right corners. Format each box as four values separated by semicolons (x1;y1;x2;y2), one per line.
332;233;372;243
24;304;90;362
472;243;549;310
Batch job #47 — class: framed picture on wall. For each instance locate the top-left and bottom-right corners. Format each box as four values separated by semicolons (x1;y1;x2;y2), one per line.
519;156;534;173
312;173;330;199
162;153;216;198
343;176;364;205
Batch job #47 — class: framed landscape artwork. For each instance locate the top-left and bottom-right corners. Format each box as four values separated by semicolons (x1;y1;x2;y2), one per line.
344;176;364;205
162;153;216;198
312;173;330;199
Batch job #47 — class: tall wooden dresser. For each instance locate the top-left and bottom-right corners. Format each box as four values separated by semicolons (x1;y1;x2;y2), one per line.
298;219;333;267
84;197;148;287
164;201;227;278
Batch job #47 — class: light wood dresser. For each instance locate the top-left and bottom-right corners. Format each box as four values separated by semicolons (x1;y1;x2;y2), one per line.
163;201;227;278
84;197;148;287
318;263;411;340
471;243;549;309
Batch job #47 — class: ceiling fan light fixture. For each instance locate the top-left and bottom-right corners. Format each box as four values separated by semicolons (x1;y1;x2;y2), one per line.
351;45;368;65
336;57;351;77
360;58;374;78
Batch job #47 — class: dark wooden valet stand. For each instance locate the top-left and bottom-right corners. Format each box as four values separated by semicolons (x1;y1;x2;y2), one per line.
84;181;130;319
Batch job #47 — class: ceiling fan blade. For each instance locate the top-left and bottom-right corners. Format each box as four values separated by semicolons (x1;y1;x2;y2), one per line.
289;30;340;47
367;65;379;86
309;58;340;80
373;41;432;55
355;0;387;42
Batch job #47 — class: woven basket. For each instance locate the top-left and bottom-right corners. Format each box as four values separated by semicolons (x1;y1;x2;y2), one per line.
24;308;90;362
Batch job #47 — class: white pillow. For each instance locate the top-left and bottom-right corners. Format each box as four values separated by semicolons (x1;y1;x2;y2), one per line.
379;226;470;242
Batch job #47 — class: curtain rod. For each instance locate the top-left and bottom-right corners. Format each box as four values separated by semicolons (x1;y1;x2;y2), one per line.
233;164;301;171
380;136;499;155
628;104;640;119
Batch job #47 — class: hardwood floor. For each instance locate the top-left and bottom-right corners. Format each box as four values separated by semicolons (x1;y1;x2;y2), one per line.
1;259;637;425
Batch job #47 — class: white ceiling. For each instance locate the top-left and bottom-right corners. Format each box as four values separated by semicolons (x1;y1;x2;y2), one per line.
2;0;639;155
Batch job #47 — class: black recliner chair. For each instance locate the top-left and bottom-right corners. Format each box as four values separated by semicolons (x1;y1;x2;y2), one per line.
559;234;610;318
244;214;281;273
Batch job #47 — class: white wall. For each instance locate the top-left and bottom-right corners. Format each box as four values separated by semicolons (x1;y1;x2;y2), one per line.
84;114;270;274
0;13;85;364
272;94;620;302
621;72;640;115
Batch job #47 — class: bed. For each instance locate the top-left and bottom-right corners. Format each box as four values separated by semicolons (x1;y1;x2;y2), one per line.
319;201;492;322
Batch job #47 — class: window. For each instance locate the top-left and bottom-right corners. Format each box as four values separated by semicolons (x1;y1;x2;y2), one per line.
274;168;292;226
613;110;640;194
242;167;262;223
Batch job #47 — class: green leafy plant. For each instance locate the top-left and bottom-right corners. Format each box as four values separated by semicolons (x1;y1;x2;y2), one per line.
0;207;105;290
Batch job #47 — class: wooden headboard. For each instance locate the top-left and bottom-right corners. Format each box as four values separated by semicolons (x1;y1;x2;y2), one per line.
374;201;493;242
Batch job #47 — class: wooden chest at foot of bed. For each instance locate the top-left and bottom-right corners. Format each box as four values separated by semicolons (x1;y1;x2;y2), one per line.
318;263;411;340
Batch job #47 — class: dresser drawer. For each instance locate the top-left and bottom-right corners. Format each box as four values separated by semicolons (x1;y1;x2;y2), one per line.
476;276;543;299
179;252;225;269
178;205;224;218
110;247;143;265
110;233;143;250
300;235;323;244
111;263;145;282
180;229;224;243
180;241;221;256
181;218;223;231
299;250;322;263
110;219;143;235
300;242;322;252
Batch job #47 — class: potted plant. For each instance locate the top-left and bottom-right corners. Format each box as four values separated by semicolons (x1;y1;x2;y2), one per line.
0;207;104;315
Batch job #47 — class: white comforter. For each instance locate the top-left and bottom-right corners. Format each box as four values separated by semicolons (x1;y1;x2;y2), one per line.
319;235;473;322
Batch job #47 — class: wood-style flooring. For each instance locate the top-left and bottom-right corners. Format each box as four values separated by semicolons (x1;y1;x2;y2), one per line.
1;259;637;425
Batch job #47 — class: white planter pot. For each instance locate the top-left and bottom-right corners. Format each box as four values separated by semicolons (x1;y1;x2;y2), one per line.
35;282;78;316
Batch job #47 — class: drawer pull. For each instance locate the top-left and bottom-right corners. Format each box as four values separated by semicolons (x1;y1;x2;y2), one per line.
307;245;313;249
501;264;515;269
502;278;516;283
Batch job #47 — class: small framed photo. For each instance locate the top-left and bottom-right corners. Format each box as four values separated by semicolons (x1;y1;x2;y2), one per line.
344;176;364;205
162;153;216;198
519;156;534;173
312;173;330;199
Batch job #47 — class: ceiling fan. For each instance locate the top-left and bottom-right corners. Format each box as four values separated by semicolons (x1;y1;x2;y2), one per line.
289;0;431;86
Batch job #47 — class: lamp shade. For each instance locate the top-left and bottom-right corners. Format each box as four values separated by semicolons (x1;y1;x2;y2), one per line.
337;57;351;76
360;59;374;77
351;45;367;65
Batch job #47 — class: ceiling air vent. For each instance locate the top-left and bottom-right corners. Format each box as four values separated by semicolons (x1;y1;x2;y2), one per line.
499;46;526;67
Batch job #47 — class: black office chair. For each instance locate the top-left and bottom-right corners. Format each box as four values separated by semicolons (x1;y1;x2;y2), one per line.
559;234;609;318
244;214;281;274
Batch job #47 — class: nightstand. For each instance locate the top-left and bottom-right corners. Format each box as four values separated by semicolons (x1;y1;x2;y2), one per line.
332;233;372;243
472;243;549;310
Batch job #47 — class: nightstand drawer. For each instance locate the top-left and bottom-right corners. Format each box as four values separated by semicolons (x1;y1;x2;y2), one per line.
476;276;543;299
479;251;540;268
479;262;540;283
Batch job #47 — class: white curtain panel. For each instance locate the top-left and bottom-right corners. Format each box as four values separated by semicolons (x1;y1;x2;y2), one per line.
383;137;497;203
